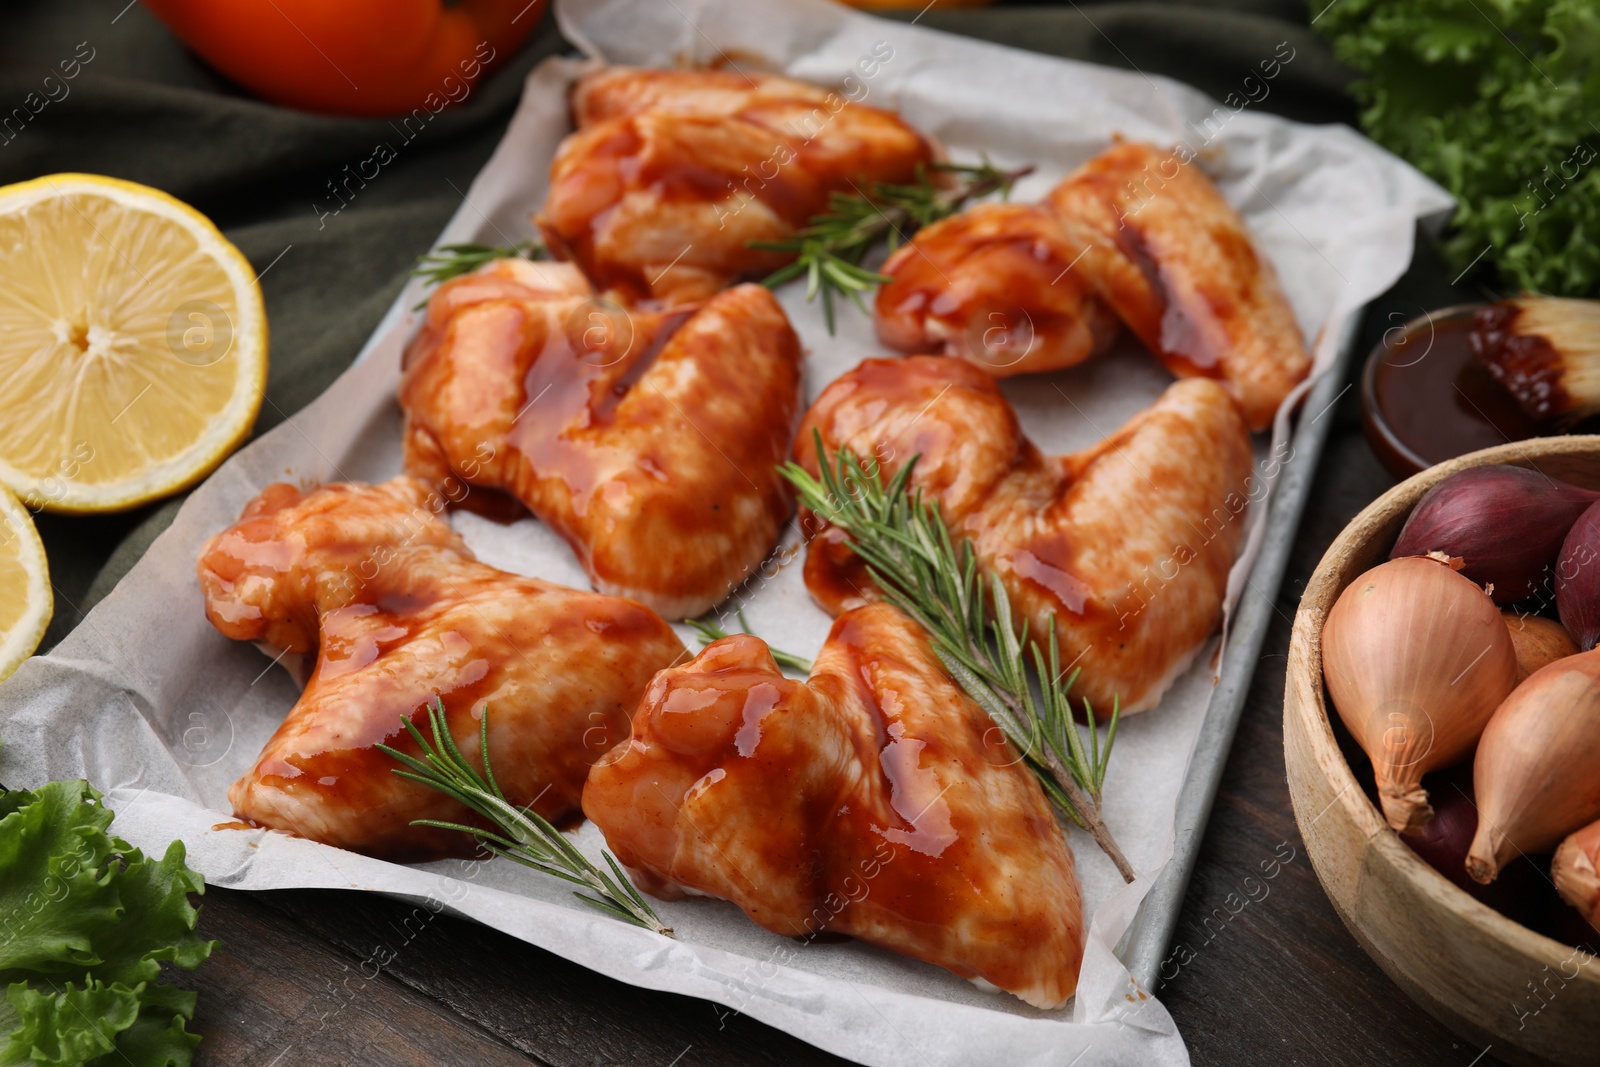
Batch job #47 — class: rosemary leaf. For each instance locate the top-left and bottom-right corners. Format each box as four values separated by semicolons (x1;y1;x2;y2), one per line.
753;160;1034;334
412;240;544;300
779;437;1135;882
377;700;673;935
687;610;813;673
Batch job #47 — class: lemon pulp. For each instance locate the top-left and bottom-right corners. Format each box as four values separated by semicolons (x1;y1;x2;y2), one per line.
0;174;267;512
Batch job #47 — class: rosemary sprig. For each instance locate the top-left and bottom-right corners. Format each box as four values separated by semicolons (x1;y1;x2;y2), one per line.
753;160;1034;333
377;699;672;936
687;608;813;673
413;240;544;289
780;437;1135;883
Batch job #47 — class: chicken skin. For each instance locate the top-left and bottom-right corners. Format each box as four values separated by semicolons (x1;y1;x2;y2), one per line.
197;476;685;862
537;67;935;304
583;603;1086;1008
873;142;1310;431
796;357;1254;714
875;203;1121;376
399;258;801;620
1043;142;1310;429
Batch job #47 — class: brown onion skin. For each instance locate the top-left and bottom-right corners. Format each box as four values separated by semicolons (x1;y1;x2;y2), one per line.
1557;499;1600;650
1553;819;1600;934
1322;556;1518;834
1392;466;1598;604
1502;611;1579;681
1404;764;1599;949
1467;647;1600;884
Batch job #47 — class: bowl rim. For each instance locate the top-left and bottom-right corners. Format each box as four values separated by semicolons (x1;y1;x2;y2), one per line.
1288;434;1600;971
1358;302;1488;477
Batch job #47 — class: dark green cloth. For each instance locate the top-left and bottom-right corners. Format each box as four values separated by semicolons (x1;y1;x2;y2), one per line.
1;0;1380;652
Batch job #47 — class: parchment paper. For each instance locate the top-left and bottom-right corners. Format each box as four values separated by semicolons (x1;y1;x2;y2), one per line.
0;1;1452;1063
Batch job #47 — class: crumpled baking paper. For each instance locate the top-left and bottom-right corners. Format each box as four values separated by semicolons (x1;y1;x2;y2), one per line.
0;1;1451;1063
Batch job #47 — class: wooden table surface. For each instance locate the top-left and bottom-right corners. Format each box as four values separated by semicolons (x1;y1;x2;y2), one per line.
160;240;1518;1066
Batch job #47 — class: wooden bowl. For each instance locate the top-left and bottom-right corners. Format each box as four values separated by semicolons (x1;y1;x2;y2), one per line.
1285;437;1600;1067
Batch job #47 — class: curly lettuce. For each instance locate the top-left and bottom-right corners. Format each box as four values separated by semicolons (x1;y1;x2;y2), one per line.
0;781;213;1067
1318;0;1600;295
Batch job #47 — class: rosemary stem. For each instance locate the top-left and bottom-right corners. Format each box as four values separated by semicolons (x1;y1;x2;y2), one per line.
853;164;1035;258
944;163;1036;207
967;619;1137;884
782;441;1136;882
381;701;672;935
1039;743;1136;883
756;160;1037;333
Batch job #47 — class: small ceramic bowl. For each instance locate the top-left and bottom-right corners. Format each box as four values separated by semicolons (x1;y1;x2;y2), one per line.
1284;437;1600;1067
1360;304;1548;480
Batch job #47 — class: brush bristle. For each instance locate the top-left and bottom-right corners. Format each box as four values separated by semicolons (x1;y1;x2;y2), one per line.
1472;296;1600;424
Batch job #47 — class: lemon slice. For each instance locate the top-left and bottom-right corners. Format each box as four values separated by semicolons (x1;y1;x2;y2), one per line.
0;174;267;513
0;486;50;681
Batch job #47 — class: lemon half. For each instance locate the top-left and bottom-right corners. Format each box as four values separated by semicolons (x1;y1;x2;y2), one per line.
0;486;50;682
0;174;267;512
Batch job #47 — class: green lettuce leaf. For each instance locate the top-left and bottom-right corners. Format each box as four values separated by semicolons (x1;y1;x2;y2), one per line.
0;980;139;1067
78;840;210;992
100;1008;203;1067
0;783;122;977
1319;0;1600;296
0;782;214;1067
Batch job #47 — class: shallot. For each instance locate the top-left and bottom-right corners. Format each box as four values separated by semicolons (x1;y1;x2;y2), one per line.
1553;819;1600;932
1501;611;1578;682
1322;555;1518;834
1557;499;1600;649
1391;466;1597;604
1467;648;1600;883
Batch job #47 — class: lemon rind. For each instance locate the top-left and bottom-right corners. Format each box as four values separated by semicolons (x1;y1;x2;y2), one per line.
0;486;52;682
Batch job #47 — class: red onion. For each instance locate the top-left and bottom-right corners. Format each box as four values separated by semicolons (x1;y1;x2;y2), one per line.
1392;466;1598;604
1558;500;1600;650
1403;763;1542;925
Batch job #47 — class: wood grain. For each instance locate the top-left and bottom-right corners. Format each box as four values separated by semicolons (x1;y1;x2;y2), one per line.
180;887;854;1067
171;889;537;1067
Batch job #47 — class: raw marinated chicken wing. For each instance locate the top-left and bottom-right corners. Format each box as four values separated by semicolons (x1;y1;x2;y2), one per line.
197;476;685;862
796;356;1253;714
1044;142;1310;429
537;66;935;303
874;202;1120;375
399;258;801;620
873;142;1310;430
583;602;1086;1008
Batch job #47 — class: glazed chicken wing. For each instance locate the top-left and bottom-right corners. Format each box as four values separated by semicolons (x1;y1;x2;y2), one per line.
796;357;1253;714
1044;142;1310;430
197;476;685;862
873;143;1310;431
583;602;1086;1008
399;258;801;620
537;67;935;304
874;202;1121;375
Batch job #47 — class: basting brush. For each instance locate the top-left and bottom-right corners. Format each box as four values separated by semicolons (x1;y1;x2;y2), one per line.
1471;295;1600;425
